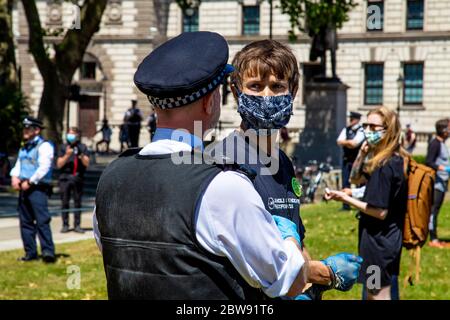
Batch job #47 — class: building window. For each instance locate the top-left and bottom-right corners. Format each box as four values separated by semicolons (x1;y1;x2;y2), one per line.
403;63;424;105
367;0;384;31
242;5;260;35
183;7;199;32
80;62;96;80
364;64;384;105
407;0;424;30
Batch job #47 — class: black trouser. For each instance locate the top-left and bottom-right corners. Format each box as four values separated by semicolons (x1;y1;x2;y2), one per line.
342;160;353;209
18;187;55;257
128;125;140;148
429;189;446;241
59;177;84;228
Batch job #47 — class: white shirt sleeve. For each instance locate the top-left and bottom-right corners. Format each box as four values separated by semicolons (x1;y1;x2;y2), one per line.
93;207;103;253
195;170;305;298
29;142;54;184
337;128;346;142
9;158;21;177
352;128;365;146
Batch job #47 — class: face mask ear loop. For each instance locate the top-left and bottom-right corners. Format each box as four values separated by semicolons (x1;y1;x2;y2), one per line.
231;81;242;97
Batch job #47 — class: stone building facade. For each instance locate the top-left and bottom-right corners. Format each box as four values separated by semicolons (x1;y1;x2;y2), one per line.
12;0;168;150
167;0;450;155
13;0;450;154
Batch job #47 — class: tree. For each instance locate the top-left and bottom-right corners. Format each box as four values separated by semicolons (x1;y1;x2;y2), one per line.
278;0;358;41
21;0;108;143
0;0;29;154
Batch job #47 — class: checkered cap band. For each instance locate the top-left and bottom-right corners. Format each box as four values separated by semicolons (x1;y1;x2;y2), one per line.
147;69;226;109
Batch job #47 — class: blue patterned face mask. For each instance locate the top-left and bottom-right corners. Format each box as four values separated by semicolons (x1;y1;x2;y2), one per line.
364;130;385;146
236;89;293;135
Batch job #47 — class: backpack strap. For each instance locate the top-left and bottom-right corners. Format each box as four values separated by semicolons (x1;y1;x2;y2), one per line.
403;246;421;287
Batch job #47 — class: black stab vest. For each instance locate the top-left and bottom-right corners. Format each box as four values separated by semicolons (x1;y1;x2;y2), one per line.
95;149;264;300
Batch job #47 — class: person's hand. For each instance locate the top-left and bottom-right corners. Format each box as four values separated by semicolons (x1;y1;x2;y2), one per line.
272;215;301;244
360;141;369;154
65;146;74;156
324;189;348;202
11;176;21;191
342;188;353;196
20;180;30;191
321;253;363;292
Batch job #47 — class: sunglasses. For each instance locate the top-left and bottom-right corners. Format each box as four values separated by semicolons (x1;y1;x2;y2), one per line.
362;122;386;131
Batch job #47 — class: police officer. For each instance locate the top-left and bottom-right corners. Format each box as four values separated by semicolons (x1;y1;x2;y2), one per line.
337;111;365;210
124;99;143;147
10;117;56;262
93;32;362;299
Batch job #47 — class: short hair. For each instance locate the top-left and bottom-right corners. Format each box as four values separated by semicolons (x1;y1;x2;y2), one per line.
68;127;80;134
436;118;449;137
230;40;300;95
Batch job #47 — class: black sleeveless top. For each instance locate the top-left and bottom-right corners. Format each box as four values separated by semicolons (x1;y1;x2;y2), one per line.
221;133;306;243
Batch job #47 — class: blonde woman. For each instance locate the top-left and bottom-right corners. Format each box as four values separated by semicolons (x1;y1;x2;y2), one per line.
325;106;408;300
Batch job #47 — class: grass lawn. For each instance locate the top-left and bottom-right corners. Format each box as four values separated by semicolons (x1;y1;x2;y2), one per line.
0;201;449;300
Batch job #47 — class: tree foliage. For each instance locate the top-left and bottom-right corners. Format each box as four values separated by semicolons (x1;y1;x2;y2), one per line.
175;1;357;42
21;0;108;143
279;0;358;41
0;0;29;153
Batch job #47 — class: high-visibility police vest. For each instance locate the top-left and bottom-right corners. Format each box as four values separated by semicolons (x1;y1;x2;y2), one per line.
18;136;53;184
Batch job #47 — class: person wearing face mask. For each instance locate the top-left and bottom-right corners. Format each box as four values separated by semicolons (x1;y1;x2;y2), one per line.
336;112;365;211
211;40;362;300
426;118;450;248
56;127;90;233
93;33;362;299
325;106;409;300
10;117;56;262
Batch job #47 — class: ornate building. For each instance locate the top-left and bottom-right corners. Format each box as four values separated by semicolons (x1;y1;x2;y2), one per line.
13;0;450;154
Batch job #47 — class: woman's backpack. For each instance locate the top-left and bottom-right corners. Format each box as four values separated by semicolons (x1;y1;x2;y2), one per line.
402;156;435;285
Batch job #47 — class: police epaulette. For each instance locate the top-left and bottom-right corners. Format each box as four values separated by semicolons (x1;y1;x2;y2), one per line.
217;163;257;182
119;147;143;157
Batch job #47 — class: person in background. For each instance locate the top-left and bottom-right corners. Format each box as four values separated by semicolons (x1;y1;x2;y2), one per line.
124;100;143;147
146;111;158;142
336;111;365;211
119;123;130;153
56;127;90;233
279;126;293;157
10;117;56;263
96;119;112;154
403;124;417;154
326;106;408;300
426;118;450;248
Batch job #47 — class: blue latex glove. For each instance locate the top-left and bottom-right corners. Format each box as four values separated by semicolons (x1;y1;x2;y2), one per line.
272;215;301;244
294;284;328;300
445;166;450;174
321;253;363;292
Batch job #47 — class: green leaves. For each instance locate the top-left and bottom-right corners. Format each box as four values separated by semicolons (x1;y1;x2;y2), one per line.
278;0;358;41
175;0;201;12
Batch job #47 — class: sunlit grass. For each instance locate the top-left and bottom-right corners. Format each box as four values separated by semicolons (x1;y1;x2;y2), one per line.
0;201;449;299
301;201;450;300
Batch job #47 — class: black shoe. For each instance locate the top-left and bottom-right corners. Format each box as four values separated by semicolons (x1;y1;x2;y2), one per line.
61;225;70;233
73;226;85;234
17;254;38;262
41;253;56;263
